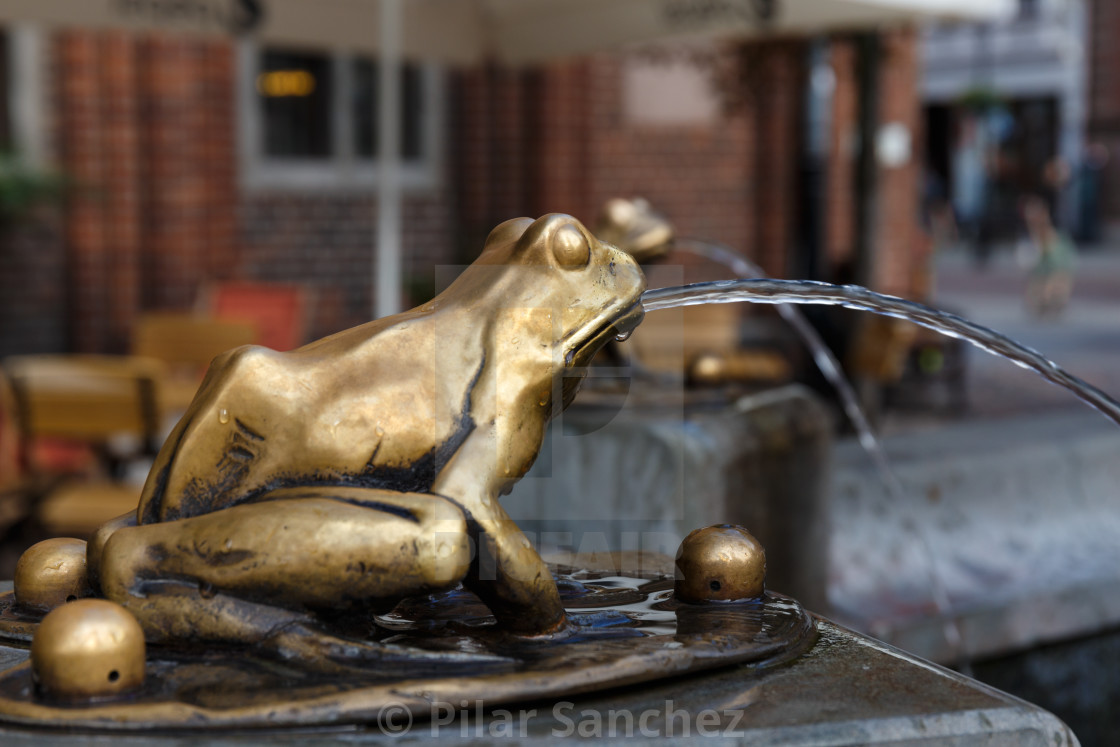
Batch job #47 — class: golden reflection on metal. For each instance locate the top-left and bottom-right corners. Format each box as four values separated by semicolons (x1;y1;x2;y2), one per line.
687;350;792;387
675;524;767;603
595;197;674;263
0;533;815;730
13;539;91;614
30;599;146;701
0;214;816;730
91;213;645;651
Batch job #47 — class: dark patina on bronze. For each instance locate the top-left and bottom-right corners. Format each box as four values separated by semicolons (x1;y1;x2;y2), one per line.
0;215;815;730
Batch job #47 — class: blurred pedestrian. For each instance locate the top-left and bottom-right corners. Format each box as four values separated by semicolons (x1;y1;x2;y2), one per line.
1021;195;1077;318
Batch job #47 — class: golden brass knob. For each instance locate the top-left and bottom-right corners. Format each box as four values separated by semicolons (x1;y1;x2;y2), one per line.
675;524;766;603
13;538;91;613
31;599;146;701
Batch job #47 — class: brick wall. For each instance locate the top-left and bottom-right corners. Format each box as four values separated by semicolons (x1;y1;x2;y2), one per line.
40;29;461;353
456;35;923;297
54;31;236;353
455;66;538;249
457;51;756;267
741;40;804;278
585;52;756;266
18;28;925;355
0;216;66;356
239;190;456;339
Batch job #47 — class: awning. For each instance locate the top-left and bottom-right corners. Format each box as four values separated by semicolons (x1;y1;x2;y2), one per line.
1;0;1015;65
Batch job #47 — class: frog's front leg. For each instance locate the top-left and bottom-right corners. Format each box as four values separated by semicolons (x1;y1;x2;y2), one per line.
97;488;471;656
461;499;567;636
432;435;567;636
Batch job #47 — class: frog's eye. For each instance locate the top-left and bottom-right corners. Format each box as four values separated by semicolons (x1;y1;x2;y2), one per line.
552;224;591;269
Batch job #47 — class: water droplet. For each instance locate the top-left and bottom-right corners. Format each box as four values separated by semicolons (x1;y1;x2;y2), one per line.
510;337;520;345
615;329;632;342
481;495;491;507
539;399;548;407
224;539;233;550
375;426;385;437
569;298;581;307
437;543;452;558
520;536;530;549
218;408;230;424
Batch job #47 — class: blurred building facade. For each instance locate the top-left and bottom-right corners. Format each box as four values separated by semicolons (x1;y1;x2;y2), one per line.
0;23;926;356
921;0;1088;246
1086;0;1120;239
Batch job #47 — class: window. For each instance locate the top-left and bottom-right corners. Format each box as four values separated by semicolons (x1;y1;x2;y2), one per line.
352;58;425;162
239;43;443;191
259;49;333;158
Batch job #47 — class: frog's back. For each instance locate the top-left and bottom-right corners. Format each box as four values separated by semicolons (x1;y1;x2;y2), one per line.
139;309;487;523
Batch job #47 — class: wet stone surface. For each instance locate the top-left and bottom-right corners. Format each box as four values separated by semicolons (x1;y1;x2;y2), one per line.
0;577;1078;744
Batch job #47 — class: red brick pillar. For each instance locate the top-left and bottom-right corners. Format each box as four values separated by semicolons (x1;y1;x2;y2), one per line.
748;41;804;278
101;34;143;351
200;41;237;282
57;32;109;353
529;61;595;221
57;32;238;351
456;66;535;249
873;29;923;297
825;40;858;277
138;37;207;311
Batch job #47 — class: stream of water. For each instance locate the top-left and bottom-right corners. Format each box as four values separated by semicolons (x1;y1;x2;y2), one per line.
674;240;896;458
669;242;965;660
642;277;1120;667
641;278;1120;428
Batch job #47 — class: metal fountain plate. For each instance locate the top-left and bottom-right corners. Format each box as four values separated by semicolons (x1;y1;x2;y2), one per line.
0;570;814;732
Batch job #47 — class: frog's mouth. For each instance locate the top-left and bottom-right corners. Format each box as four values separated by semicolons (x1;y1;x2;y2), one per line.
564;301;645;368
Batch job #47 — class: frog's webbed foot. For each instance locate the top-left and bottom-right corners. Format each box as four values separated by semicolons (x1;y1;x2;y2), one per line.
261;621;513;677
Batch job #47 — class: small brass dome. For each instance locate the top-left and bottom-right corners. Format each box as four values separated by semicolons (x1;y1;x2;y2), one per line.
31;599;146;701
675;524;766;603
13;538;91;613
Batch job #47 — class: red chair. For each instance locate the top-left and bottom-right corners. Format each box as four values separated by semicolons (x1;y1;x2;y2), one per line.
202;283;309;352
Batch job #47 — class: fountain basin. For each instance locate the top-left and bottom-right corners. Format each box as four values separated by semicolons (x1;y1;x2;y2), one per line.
0;578;1075;744
505;383;833;612
830;408;1120;663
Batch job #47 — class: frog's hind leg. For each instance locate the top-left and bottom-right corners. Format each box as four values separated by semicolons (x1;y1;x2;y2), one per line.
87;510;138;593
98;488;474;670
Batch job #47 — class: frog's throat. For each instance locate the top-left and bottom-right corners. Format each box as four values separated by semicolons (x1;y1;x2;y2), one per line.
563;301;645;367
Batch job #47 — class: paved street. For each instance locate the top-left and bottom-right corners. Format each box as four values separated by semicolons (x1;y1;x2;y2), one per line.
829;241;1120;670
885;244;1120;431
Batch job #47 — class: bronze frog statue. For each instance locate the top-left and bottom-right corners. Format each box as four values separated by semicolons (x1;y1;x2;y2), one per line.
76;214;644;663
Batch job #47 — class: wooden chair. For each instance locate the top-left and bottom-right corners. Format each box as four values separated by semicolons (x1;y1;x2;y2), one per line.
0;370;33;541
202;282;309;352
2;355;167;539
626;303;790;386
132;312;257;415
